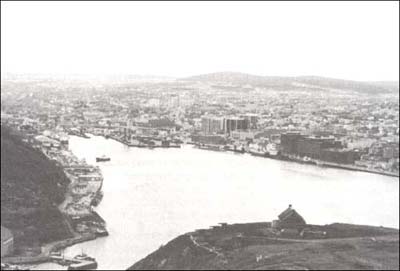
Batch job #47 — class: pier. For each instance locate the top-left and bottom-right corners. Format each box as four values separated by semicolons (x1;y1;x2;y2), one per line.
50;255;97;270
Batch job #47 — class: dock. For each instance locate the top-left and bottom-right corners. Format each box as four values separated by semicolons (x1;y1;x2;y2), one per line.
50;255;97;270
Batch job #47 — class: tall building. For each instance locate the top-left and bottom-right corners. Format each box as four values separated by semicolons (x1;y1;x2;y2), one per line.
201;116;224;135
242;113;258;129
223;117;249;134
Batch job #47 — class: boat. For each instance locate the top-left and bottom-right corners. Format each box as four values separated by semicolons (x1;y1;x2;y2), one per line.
96;155;110;162
249;147;267;157
266;143;279;156
232;145;245;154
91;191;104;206
316;160;324;166
196;144;223;151
68;252;98;270
73;252;96;262
95;227;109;237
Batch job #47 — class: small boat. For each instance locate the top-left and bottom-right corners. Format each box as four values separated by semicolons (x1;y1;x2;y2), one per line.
95;227;109;237
303;156;311;162
68;252;98;270
196;144;223;151
316;160;324;166
96;155;110;162
91;191;104;206
73;252;96;262
249;150;267;157
266;143;279;156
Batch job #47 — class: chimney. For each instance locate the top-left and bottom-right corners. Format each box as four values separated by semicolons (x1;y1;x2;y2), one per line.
289;204;292;208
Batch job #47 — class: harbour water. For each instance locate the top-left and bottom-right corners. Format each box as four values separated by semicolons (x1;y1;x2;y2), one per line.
34;135;399;270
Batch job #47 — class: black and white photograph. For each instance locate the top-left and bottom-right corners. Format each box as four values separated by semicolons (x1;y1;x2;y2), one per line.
1;1;399;270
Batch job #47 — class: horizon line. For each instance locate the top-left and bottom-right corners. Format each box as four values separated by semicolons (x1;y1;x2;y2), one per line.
1;71;399;83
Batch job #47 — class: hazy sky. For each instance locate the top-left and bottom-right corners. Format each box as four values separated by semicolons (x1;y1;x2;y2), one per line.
1;1;399;81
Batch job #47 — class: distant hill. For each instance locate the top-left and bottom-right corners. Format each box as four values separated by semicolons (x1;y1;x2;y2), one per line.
181;72;399;94
2;73;175;83
1;126;73;248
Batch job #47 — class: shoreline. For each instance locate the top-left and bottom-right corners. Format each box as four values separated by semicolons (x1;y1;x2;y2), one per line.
194;144;399;178
2;233;97;265
276;153;399;178
96;134;399;178
2;136;108;267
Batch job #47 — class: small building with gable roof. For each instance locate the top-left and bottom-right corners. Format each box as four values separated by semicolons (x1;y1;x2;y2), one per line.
272;204;307;231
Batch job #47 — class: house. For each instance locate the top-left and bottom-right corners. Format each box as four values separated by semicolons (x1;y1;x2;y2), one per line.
272;204;307;231
1;226;14;257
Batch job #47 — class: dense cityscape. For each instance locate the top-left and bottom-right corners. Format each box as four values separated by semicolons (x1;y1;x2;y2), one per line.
2;73;399;176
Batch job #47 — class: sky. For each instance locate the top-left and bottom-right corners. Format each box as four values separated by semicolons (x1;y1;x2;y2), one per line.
1;1;399;81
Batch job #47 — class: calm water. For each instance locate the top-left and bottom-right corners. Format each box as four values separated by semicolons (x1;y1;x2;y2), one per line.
34;135;399;270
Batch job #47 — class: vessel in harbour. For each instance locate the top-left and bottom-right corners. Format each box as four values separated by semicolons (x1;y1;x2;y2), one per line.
266;143;279;156
96;155;111;162
67;252;98;270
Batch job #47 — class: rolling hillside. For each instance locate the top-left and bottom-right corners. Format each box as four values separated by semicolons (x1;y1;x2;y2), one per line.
181;72;399;94
1;126;73;250
129;223;399;270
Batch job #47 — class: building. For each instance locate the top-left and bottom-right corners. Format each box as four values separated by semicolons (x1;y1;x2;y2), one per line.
272;204;306;230
242;113;258;129
191;134;227;145
223;117;249;134
1;226;14;257
231;130;256;141
280;132;303;154
383;143;399;160
296;137;341;159
281;133;343;159
320;149;363;164
201;116;224;135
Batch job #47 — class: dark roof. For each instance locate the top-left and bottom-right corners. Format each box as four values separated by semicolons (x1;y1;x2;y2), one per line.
278;207;295;220
278;206;305;223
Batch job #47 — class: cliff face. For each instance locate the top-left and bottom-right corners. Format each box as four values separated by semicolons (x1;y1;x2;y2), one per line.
1;126;73;249
129;223;399;270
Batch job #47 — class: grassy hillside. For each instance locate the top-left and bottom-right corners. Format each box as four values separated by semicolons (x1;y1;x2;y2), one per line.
129;223;399;270
1;126;73;250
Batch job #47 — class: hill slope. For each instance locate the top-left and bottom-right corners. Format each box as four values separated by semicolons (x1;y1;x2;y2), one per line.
129;222;399;270
181;72;399;94
1;126;73;250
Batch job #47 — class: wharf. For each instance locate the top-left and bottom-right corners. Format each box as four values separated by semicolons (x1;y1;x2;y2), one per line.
50;255;97;270
108;135;181;149
2;234;96;265
67;131;90;139
193;144;399;178
317;161;399;177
